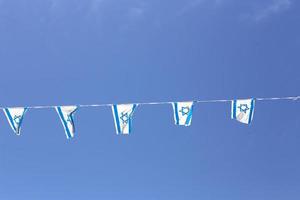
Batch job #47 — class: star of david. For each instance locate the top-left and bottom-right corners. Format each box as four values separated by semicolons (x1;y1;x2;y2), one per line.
13;115;22;124
66;115;73;123
238;104;249;113
179;106;190;116
120;112;129;124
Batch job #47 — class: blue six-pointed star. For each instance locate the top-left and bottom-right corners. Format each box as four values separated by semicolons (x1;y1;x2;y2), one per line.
179;107;190;116
13;115;22;124
238;104;250;113
120;112;129;124
66;115;73;123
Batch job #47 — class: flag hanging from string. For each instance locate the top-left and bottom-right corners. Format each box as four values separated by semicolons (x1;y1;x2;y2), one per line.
56;106;78;139
112;104;138;134
172;102;194;126
231;99;255;124
0;96;298;139
3;107;28;135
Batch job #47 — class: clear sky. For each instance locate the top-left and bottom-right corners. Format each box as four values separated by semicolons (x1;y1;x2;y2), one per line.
0;0;300;199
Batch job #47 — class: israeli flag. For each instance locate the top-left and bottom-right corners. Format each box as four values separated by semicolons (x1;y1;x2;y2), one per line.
112;104;138;134
172;102;194;126
231;99;255;124
56;106;78;139
3;107;28;135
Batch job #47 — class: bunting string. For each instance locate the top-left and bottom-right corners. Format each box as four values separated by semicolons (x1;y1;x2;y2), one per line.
0;95;299;138
0;95;299;109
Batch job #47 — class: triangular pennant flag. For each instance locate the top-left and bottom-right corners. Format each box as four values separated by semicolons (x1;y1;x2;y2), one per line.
231;99;255;124
55;106;78;139
172;101;194;126
3;107;28;135
112;104;138;134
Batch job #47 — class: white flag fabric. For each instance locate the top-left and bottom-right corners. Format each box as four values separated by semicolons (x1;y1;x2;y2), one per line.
231;99;255;124
3;107;28;135
112;104;138;134
172;102;194;126
55;106;78;139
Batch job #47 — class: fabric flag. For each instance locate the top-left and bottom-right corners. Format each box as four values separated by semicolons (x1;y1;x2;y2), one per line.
231;99;255;124
112;104;138;134
55;106;78;139
172;101;194;126
3;107;28;135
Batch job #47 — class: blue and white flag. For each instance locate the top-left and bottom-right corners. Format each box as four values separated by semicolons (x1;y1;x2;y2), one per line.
112;104;138;134
231;99;255;124
172;102;194;126
3;107;28;135
55;106;78;139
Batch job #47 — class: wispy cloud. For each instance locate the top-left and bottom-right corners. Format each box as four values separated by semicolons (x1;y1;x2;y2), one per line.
87;0;145;21
178;0;225;16
120;3;146;31
48;0;61;10
248;0;292;21
178;0;204;16
128;7;144;18
89;0;105;13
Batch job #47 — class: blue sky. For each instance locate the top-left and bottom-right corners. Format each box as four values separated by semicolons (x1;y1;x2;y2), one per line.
0;0;300;199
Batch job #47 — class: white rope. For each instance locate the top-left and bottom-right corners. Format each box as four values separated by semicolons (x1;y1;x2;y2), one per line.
0;95;299;110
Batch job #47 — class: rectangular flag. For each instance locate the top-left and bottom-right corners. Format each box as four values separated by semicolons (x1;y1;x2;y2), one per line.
172;102;194;126
231;99;255;124
3;107;28;135
112;104;137;134
56;106;78;139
